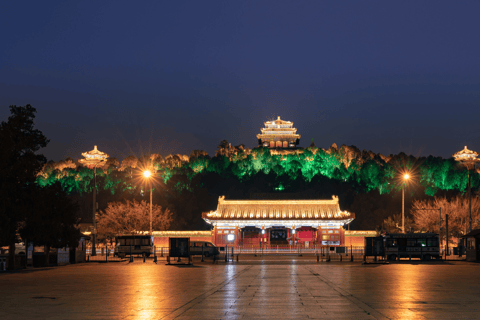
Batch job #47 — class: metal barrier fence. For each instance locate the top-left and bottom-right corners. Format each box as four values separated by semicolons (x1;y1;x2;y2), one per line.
218;245;365;255
86;247;125;262
83;245;466;263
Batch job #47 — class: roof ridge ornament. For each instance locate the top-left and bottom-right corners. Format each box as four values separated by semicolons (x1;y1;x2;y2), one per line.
218;195;225;204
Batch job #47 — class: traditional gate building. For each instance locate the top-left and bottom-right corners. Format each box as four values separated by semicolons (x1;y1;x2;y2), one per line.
202;195;354;247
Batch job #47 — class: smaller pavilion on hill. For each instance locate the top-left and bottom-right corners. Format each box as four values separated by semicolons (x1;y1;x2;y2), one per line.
202;195;354;247
257;116;300;148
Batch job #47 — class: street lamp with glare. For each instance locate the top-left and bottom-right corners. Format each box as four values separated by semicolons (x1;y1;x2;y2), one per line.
143;170;153;235
402;173;410;233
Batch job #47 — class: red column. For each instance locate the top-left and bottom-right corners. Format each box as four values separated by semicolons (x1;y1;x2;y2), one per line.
213;226;217;246
235;227;239;246
241;228;244;246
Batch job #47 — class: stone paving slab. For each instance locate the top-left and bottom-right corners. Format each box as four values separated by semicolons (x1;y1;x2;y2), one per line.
1;261;480;319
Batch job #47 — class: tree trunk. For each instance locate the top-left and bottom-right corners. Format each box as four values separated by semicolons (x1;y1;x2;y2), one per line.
44;244;50;267
7;241;15;271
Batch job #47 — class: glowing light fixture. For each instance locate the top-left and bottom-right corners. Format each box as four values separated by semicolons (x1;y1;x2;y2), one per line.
401;172;411;234
143;169;154;235
227;234;235;241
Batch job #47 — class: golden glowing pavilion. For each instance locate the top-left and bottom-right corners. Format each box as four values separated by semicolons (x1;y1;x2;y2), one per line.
453;146;480;169
257;116;300;148
203;195;354;247
79;145;109;167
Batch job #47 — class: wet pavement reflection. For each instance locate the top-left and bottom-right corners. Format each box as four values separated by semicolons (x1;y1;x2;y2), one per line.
0;261;480;319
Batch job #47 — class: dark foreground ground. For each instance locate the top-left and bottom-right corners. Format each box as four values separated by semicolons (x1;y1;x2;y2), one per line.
0;259;479;319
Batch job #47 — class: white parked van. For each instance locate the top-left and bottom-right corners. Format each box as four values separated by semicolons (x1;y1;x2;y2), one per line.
190;241;219;257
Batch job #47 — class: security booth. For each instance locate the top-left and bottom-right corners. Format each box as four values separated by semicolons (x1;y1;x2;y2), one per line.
463;229;480;262
167;237;192;265
365;236;384;259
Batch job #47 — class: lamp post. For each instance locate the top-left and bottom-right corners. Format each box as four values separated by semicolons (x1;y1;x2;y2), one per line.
453;146;480;233
79;145;109;256
402;173;410;234
143;170;153;235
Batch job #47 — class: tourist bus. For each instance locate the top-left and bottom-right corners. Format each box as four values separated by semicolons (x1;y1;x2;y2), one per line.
384;233;440;261
114;235;153;258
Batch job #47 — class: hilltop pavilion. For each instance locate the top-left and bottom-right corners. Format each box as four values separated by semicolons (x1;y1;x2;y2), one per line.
256;116;301;148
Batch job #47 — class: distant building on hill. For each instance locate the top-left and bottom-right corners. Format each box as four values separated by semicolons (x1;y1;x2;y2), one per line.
256;116;300;148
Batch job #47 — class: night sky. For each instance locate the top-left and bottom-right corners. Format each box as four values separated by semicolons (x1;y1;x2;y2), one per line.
1;1;480;161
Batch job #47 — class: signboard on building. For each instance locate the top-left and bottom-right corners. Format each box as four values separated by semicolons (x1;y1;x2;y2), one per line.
322;241;340;246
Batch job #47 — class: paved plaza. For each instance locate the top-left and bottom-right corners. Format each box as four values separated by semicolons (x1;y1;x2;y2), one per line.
1;260;480;319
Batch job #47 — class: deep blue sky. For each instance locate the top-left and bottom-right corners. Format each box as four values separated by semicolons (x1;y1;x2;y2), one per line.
1;1;480;161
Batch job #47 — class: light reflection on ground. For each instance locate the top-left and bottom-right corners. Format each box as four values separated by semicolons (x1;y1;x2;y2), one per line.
1;261;480;319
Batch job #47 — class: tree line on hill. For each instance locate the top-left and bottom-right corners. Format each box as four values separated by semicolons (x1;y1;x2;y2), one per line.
37;138;480;237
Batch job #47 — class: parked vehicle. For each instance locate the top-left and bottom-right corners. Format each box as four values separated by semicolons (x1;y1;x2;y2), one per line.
384;233;440;261
15;243;26;255
190;241;219;257
114;235;153;258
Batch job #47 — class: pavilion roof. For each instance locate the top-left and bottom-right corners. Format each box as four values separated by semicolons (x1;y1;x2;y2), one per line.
453;146;480;162
79;145;109;166
202;195;354;221
264;116;292;126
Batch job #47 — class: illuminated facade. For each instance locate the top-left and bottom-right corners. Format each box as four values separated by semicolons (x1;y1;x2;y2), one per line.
203;195;354;247
256;116;300;148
